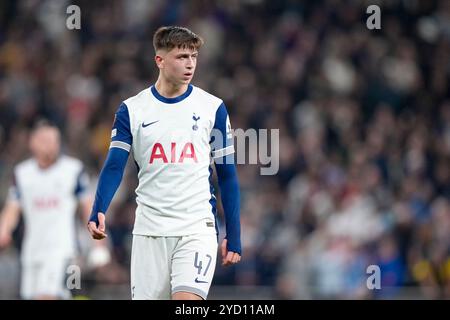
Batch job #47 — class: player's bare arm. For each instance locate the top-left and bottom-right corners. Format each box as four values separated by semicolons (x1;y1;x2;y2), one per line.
0;201;21;249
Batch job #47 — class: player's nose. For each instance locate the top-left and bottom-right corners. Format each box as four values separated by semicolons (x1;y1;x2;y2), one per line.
186;58;195;69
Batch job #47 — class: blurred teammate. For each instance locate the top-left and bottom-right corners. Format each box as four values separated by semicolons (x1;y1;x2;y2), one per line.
88;26;241;300
0;121;99;299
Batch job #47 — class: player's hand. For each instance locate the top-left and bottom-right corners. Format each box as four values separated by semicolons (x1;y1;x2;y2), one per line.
0;232;12;249
87;212;108;240
221;238;241;266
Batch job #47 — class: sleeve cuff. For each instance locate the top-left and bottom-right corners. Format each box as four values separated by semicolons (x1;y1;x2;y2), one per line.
110;141;131;152
211;145;234;159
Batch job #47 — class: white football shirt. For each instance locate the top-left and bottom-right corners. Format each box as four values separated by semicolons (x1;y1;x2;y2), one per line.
8;155;89;262
110;84;234;237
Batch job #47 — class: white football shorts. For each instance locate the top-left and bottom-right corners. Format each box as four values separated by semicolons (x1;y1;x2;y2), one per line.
130;233;218;300
21;258;71;300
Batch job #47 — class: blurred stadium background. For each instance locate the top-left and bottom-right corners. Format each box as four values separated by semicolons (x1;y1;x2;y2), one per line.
0;0;450;299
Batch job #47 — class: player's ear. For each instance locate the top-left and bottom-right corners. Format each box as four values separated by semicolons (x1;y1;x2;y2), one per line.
155;54;164;69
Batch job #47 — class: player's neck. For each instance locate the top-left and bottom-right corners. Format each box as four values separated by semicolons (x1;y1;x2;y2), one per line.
154;78;189;98
36;156;59;170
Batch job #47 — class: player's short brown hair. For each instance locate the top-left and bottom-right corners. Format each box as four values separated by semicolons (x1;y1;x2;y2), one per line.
31;118;59;133
153;26;204;52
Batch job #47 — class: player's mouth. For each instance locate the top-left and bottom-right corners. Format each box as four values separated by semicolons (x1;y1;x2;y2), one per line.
184;73;193;78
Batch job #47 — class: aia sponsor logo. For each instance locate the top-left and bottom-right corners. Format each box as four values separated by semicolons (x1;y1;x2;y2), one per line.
149;142;198;164
33;197;60;209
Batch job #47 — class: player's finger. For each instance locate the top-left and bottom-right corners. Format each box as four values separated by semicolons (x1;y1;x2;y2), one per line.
87;223;100;239
221;254;229;266
88;221;99;234
88;222;106;239
222;251;234;266
98;212;106;233
232;253;241;264
221;239;227;259
92;231;106;240
93;229;107;239
223;252;241;266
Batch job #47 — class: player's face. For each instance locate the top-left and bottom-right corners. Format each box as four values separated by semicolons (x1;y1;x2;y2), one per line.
157;47;198;86
29;127;61;168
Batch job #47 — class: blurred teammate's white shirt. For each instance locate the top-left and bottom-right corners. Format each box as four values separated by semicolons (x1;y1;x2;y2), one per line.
11;155;87;263
119;85;233;237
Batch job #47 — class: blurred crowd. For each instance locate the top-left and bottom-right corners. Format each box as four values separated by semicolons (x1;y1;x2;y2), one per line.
0;0;449;299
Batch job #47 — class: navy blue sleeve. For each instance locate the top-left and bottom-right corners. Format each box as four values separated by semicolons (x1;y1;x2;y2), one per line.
212;103;241;255
216;161;241;254
210;103;234;162
110;102;132;150
74;168;90;199
89;103;131;226
89;148;129;225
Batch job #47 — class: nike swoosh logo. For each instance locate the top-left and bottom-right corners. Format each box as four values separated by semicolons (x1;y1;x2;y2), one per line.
195;277;208;284
142;120;159;128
